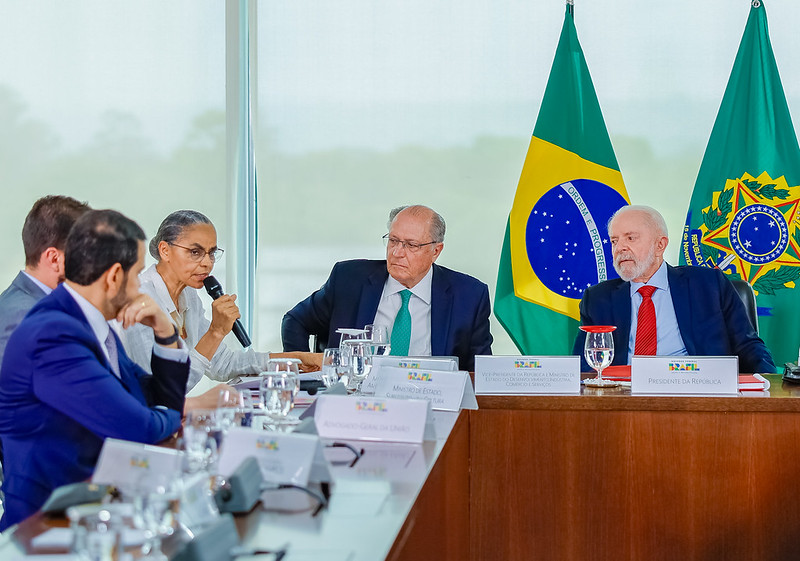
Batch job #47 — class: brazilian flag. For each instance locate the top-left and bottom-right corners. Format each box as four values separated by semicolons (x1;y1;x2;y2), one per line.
495;4;629;355
680;0;800;366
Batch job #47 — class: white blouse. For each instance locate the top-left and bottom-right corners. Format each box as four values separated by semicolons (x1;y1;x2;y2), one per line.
121;264;271;392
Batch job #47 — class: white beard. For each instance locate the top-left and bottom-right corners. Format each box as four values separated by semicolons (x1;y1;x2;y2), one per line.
614;245;657;282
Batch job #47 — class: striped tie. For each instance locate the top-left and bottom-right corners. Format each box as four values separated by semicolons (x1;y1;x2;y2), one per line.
634;285;657;356
390;290;412;356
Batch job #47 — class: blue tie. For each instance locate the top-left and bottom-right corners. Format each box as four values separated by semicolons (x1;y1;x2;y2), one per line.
104;331;120;378
390;290;412;356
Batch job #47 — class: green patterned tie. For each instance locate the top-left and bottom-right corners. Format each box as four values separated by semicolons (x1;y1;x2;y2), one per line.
390;289;412;356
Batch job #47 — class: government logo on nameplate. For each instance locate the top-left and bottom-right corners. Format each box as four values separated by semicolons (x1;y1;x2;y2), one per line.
93;438;182;491
314;395;431;443
474;355;581;394
630;356;738;395
362;356;458;394
217;428;320;486
373;367;478;411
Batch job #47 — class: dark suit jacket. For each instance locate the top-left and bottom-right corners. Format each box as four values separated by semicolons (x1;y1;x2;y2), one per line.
572;264;775;373
0;285;189;529
281;260;493;371
0;272;47;365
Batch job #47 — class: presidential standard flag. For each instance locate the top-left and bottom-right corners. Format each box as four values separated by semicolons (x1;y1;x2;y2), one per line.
495;4;629;355
680;0;800;365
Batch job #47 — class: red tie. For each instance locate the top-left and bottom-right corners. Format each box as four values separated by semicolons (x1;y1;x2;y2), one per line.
634;285;657;356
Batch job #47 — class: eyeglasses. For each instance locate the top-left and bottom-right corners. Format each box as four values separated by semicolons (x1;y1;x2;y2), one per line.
169;243;225;263
382;234;438;253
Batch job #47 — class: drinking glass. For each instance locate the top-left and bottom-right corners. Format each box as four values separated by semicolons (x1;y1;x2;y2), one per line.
338;328;367;350
260;372;298;422
580;326;617;388
182;409;219;474
364;324;391;356
236;390;255;427
68;503;129;561
342;338;377;393
216;388;239;433
321;347;349;388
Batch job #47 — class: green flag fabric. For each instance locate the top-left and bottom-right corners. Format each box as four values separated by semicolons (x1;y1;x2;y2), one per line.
495;5;629;354
680;0;800;366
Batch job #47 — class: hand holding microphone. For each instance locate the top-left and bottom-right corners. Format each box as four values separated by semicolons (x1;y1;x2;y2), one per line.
203;275;252;348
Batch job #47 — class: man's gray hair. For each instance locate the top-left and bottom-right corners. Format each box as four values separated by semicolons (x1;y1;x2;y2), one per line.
608;205;668;237
149;209;213;260
387;205;446;243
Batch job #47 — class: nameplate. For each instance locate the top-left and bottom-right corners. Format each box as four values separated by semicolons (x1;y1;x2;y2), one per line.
92;438;182;491
373;368;477;411
630;356;739;395
474;355;581;394
362;356;458;394
218;427;320;486
314;395;431;443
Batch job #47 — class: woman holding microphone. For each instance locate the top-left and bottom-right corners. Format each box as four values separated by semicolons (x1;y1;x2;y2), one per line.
122;210;319;394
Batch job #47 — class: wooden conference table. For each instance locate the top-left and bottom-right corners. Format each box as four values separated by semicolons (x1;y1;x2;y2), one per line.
469;373;800;561
3;375;800;560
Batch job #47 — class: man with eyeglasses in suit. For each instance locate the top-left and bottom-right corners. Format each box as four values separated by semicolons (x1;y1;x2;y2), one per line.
281;205;493;372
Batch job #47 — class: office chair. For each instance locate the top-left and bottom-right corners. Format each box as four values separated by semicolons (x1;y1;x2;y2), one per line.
730;279;759;334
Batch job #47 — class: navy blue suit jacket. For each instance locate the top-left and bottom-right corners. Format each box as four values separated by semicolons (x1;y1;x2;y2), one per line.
281;260;493;371
572;265;775;373
0;285;189;529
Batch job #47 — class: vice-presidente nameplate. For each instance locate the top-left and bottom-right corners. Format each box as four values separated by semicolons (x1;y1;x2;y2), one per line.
474;355;580;394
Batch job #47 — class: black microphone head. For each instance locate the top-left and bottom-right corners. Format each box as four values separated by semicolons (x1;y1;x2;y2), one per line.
203;275;224;299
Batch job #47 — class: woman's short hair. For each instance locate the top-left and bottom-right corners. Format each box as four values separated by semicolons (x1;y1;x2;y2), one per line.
149;210;213;260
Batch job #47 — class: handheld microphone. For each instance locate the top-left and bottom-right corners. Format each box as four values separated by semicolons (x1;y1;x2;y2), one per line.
202;275;252;348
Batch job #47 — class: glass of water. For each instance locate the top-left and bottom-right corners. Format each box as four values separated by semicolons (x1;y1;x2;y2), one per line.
364;324;391;356
260;371;298;422
321;347;349;388
580;326;616;388
216;388;239;434
342;338;377;394
182;409;219;474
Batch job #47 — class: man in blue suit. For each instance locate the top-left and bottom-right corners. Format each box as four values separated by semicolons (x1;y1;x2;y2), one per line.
0;210;190;529
282;205;492;371
0;195;90;364
572;205;774;373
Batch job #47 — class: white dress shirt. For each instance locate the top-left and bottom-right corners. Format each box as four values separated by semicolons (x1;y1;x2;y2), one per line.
373;267;433;357
627;260;687;361
121;264;271;391
63;283;188;378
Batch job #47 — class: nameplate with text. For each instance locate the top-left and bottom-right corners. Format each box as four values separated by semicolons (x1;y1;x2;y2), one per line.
474;355;580;394
373;367;477;411
218;428;320;486
92;438;182;491
314;395;431;443
362;356;458;394
631;356;738;395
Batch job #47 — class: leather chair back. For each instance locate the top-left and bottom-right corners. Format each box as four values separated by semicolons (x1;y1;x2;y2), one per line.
730;279;758;334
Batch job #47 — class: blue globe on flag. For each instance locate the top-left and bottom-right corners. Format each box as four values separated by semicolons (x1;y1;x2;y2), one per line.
525;179;627;299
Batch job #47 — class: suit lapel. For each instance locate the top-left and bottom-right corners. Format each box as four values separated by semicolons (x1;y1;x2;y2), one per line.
12;271;47;300
430;265;451;357
356;264;388;327
611;281;632;362
667;266;695;354
51;286;133;391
